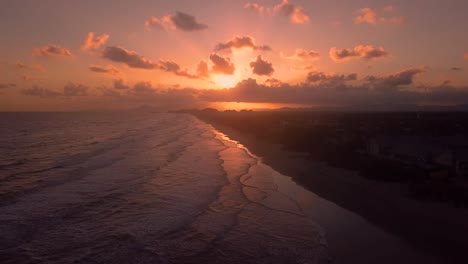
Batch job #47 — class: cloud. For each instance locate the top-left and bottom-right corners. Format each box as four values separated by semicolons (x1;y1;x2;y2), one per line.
365;67;424;90
330;45;389;62
33;45;73;58
0;83;16;89
281;49;320;60
306;71;357;83
88;65;120;75
102;46;155;69
146;15;174;31
158;60;199;79
132;81;156;94
244;3;265;14
81;32;109;52
244;1;309;24
274;0;309;24
15;61;27;69
214;35;271;52
14;62;46;73
145;12;207;31
114;79;130;90
98;86;121;97
210;53;235;75
197;60;210;78
22;75;33;81
354;7;405;25
250;56;275;76
465;53;468;60
22;86;61;97
383;5;396;12
193;68;468;109
451;67;462;71
64;83;89;96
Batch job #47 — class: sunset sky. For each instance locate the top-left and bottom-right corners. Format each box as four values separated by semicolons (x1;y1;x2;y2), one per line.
1;0;468;111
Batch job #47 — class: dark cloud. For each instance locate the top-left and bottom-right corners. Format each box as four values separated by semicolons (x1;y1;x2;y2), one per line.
451;67;462;71
210;53;235;75
98;87;121;97
101;46;204;79
0;83;16;89
114;79;130;90
214;36;272;52
250;56;275;76
64;83;89;96
33;45;73;57
171;12;208;31
22;86;61;97
330;45;389;61
88;65;120;74
145;12;207;31
102;46;155;69
306;72;357;83
158;60;199;79
366;68;424;90
81;32;109;52
282;49;320;60
196;71;468;109
132;81;155;94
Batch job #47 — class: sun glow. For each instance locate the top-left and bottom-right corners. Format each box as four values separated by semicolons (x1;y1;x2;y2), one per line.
213;47;257;88
214;74;238;88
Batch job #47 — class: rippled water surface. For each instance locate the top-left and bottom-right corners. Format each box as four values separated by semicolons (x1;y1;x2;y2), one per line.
0;113;329;264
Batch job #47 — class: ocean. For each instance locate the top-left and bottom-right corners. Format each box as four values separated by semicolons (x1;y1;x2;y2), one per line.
0;113;329;263
0;113;443;264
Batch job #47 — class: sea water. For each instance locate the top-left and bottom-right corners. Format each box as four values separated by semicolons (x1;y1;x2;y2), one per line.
0;113;329;263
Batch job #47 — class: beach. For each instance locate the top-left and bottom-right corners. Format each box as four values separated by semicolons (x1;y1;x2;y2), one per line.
201;119;468;264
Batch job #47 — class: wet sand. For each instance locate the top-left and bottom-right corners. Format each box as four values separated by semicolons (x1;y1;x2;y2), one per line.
205;121;468;264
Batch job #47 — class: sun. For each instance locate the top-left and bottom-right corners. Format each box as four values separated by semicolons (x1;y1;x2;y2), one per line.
214;74;238;88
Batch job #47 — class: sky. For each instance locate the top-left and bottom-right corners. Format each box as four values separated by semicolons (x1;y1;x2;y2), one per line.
1;0;468;111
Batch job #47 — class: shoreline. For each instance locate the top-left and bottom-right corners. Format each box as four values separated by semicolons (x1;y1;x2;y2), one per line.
200;118;468;264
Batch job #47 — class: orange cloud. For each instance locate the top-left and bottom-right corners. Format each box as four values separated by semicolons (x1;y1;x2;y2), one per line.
464;53;468;60
244;0;309;24
250;56;275;76
33;45;73;58
355;7;405;25
383;5;397;12
81;32;109;52
244;3;265;14
210;53;235;75
274;0;309;24
146;12;207;31
281;49;320;60
330;45;389;62
197;60;210;78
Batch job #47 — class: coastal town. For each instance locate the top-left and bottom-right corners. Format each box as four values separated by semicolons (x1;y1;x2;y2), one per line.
191;109;468;206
